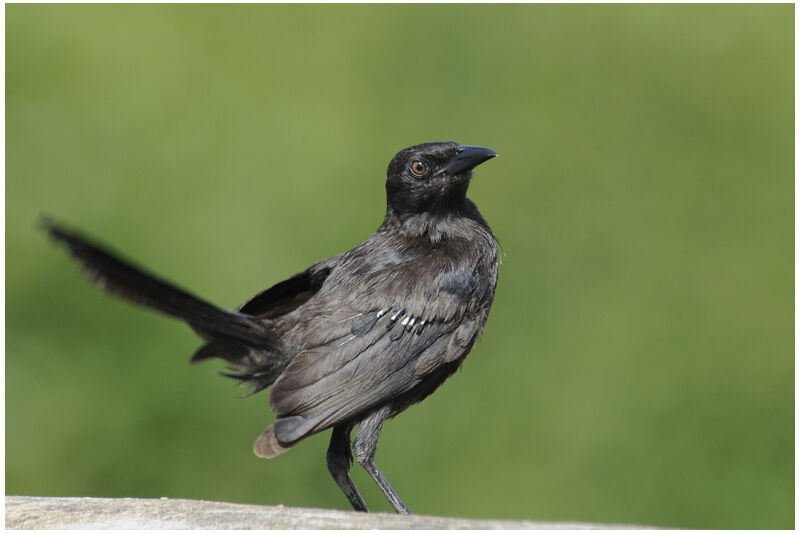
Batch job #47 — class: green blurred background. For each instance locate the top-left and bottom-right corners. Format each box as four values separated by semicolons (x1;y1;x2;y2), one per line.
5;4;793;528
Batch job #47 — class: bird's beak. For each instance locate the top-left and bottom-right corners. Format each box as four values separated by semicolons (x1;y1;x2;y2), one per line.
438;145;498;176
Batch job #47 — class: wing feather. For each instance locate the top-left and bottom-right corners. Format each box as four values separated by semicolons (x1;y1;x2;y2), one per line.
269;311;459;444
267;231;496;446
271;327;455;444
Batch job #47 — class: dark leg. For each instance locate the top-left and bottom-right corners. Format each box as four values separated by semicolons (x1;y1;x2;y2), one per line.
353;406;411;514
326;423;369;512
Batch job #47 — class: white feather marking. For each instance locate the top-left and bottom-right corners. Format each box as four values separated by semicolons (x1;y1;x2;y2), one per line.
336;313;363;324
337;335;356;348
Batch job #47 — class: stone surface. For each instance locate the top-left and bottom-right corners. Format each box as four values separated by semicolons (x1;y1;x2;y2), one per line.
5;496;647;530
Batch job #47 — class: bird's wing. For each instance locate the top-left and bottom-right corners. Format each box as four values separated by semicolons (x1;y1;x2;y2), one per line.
267;258;490;445
236;253;344;319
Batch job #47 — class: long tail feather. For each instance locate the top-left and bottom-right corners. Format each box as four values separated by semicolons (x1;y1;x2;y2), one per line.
43;218;272;347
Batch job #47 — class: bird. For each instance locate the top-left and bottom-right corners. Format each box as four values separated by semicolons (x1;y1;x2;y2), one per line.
44;141;499;514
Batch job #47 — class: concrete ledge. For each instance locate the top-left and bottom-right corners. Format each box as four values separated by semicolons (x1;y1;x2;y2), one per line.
5;496;647;529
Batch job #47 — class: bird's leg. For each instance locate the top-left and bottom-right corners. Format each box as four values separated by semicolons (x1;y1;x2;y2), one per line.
326;423;369;512
353;406;411;514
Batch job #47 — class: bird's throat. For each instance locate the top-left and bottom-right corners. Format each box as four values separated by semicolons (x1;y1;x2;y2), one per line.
383;199;490;243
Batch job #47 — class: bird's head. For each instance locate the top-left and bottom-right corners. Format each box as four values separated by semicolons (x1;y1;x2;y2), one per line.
385;142;497;217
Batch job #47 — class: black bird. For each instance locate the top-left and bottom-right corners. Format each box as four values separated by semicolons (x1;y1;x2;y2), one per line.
45;141;499;514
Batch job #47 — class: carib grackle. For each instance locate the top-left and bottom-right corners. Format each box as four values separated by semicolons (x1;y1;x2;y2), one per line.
44;141;499;514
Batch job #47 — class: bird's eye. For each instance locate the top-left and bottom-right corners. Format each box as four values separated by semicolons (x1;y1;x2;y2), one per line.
410;161;427;176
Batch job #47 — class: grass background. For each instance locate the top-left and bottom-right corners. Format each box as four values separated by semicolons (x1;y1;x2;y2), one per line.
5;4;793;528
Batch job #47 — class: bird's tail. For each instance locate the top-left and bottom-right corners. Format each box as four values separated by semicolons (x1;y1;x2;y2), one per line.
43;219;274;349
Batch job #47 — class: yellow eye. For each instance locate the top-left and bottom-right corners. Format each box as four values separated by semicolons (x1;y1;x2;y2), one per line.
410;161;427;176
